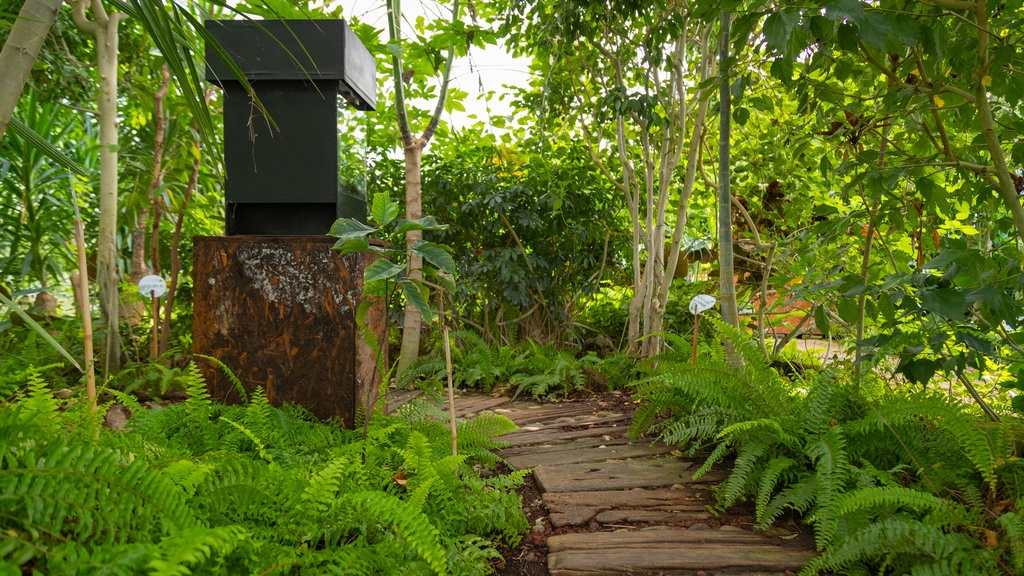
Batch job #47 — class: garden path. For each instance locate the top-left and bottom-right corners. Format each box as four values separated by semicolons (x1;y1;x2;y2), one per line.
452;392;818;576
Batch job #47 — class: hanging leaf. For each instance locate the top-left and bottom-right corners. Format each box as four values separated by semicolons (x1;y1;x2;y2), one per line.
763;9;801;55
329;218;376;242
898;356;939;385
954;331;995;355
395;216;449;234
402;280;433;324
919;287;968;319
814;304;831;337
371;193;400;227
333;237;371;256
413;241;456;275
837;297;860;325
364;259;406;283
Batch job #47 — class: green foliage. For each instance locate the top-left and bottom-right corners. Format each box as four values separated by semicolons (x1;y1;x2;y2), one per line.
631;320;796;456
0;363;528;575
509;340;599;400
633;322;1024;574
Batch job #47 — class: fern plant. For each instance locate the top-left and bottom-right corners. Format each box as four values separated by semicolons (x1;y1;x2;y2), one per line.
630;319;797;455
631;319;1024;575
1;363;529;575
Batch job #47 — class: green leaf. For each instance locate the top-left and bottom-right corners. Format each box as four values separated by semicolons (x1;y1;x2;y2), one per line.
1011;395;1024;415
814;304;831;337
763;9;801;55
364;259;406;283
413;241;456;275
954;331;995;355
837;298;859;325
898;357;939;385
395;216;449;235
402;280;433;324
732;106;750;125
371;193;400;227
329;218;376;242
333;237;370;256
919;287;968;319
769;58;794;83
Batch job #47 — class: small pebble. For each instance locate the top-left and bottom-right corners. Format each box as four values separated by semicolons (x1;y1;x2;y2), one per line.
52;388;73;400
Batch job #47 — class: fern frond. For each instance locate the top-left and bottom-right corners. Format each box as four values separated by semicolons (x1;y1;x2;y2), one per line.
0;438;198;567
755;456;799;525
833;486;951;518
348;491;447;575
998;508;1024;574
147;525;252;576
799;516;997;576
806;425;853;549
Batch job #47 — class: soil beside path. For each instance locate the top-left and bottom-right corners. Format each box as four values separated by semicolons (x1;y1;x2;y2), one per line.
452;391;818;576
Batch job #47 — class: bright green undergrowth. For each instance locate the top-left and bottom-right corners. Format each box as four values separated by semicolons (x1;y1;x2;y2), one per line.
0;366;528;575
632;320;1024;575
397;330;638;399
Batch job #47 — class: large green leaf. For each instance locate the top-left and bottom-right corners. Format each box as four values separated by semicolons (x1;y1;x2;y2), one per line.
401;280;433;324
954;331;995;355
395;217;449;235
332;237;370;256
371;193;400;227
919;287;968;319
329;218;376;242
898;356;939;385
364;259;405;283
413;241;456;275
763;8;801;55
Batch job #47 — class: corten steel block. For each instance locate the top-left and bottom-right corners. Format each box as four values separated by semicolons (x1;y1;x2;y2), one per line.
192;236;385;426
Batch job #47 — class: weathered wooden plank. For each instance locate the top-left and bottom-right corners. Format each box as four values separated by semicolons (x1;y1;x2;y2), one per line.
495;403;616;424
548;527;792;551
533;458;730;493
499;435;633;460
593;508;713;525
544;488;712;527
453;394;511;416
503;441;675;469
501;426;628;448
507;413;631;435
548;529;816;575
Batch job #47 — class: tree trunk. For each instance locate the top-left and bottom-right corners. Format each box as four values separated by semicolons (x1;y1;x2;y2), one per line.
396;141;425;374
717;11;740;336
0;0;63;141
72;1;125;375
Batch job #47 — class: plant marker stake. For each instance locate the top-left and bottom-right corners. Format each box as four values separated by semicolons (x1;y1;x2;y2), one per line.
71;177;96;412
150;291;158;360
692;315;700;365
138;275;167;362
689;294;717;365
439;291;457;457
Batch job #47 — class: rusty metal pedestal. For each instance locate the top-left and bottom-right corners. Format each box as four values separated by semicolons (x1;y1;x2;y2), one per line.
192;236;384;427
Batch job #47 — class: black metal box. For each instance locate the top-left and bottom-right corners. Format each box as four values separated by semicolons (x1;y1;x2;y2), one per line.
205;20;376;235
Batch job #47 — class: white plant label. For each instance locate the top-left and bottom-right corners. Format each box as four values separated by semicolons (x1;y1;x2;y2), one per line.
689;294;716;315
138;275;167;299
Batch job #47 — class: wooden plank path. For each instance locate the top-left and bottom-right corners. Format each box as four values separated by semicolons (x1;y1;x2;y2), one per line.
452;392;817;576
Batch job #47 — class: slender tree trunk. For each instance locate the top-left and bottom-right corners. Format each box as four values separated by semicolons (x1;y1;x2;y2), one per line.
387;0;461;374
0;0;63;141
396;141;425;373
717;11;740;335
72;1;125;376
